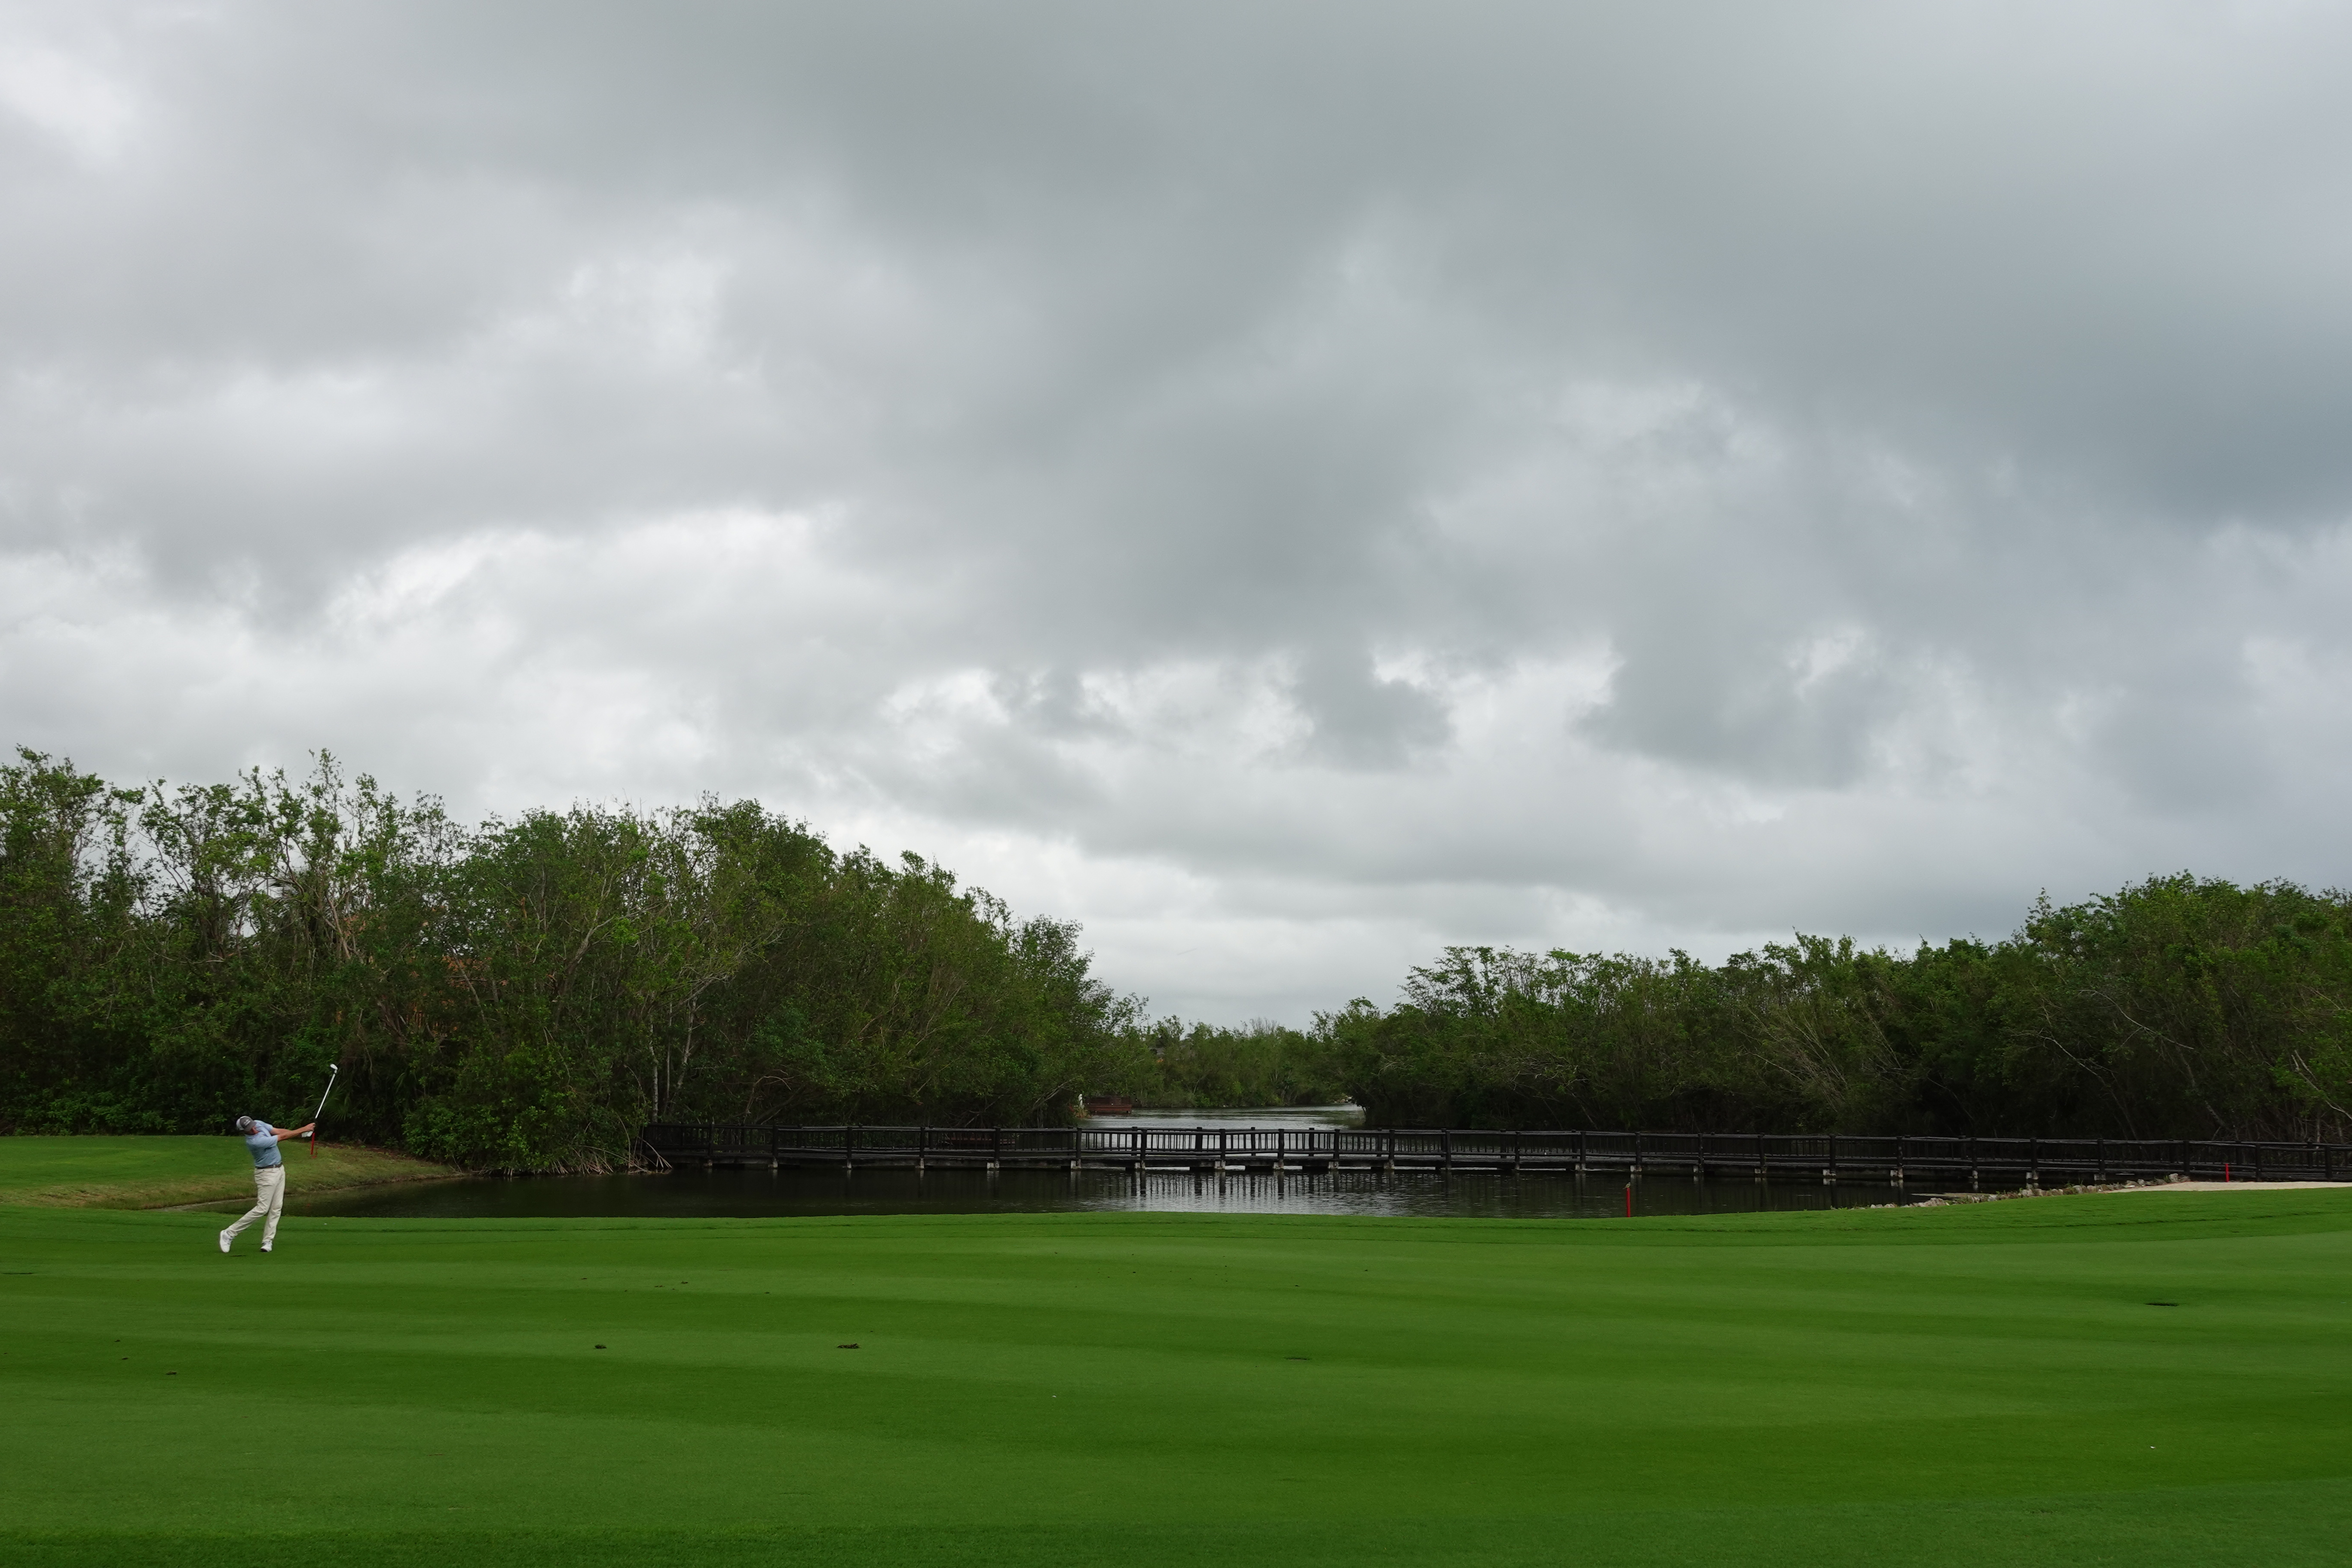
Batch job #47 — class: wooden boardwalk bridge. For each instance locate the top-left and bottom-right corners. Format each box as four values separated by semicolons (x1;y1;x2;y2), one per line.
639;1122;2352;1188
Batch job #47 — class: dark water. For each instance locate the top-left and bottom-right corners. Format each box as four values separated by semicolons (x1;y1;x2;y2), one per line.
289;1165;1916;1221
271;1109;1932;1220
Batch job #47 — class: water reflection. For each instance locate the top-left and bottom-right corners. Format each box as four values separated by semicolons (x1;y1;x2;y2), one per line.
291;1163;1912;1221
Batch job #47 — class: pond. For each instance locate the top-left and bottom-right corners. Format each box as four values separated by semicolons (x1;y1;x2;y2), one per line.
263;1109;1954;1221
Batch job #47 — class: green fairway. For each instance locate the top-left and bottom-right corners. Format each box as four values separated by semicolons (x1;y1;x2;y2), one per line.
3;1193;2348;1567
0;1135;453;1209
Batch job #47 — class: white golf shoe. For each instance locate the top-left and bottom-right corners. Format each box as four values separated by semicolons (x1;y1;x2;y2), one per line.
217;1231;230;1253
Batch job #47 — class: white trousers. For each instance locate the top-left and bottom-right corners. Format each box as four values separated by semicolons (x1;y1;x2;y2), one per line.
224;1165;285;1248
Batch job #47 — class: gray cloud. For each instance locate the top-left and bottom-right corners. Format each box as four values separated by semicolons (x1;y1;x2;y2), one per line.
3;0;2351;1020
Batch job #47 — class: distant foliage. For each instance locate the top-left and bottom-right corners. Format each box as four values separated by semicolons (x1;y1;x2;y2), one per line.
5;749;2346;1158
0;751;1144;1168
1130;1018;1347;1110
1320;880;2352;1139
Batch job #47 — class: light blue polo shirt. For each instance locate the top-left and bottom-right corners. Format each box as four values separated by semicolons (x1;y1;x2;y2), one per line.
243;1123;282;1169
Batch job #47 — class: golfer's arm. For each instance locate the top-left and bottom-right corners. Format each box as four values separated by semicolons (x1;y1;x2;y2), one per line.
273;1124;317;1142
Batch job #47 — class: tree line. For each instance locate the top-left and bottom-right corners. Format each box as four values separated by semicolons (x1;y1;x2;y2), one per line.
0;752;1143;1168
1142;881;2352;1143
1314;876;2352;1140
3;749;2346;1166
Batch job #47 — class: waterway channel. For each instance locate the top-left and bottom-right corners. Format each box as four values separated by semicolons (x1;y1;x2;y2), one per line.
292;1164;1917;1220
287;1107;1924;1220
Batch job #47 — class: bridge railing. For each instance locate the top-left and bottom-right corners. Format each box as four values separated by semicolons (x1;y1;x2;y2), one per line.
637;1122;2352;1182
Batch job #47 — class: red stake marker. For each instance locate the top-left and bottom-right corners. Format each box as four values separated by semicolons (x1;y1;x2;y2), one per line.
1624;1183;1632;1217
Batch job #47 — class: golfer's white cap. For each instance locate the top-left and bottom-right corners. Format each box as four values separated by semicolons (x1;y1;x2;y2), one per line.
235;1115;257;1133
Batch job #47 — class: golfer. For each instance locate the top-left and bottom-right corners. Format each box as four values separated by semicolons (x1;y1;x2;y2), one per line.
218;1114;315;1254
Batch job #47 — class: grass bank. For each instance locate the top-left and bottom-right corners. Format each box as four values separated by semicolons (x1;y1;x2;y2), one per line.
2;1192;2348;1567
0;1135;455;1210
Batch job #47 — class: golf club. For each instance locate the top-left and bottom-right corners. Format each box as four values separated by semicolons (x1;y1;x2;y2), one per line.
304;1063;338;1155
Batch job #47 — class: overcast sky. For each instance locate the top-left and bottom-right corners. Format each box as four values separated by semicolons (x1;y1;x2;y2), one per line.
4;2;2350;1021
